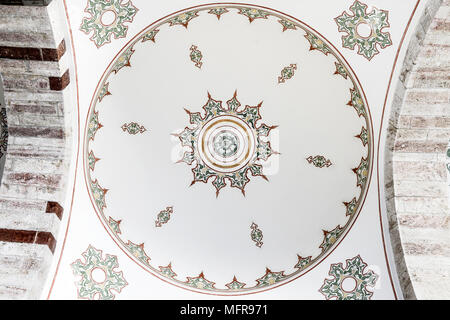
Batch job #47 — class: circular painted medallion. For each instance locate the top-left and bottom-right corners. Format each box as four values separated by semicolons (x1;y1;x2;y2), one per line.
85;4;373;295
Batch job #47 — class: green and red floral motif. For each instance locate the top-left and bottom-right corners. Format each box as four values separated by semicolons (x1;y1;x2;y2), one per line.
190;45;203;68
80;0;138;48
168;11;199;28
112;47;134;74
348;87;366;117
356;127;369;146
320;255;378;300
256;268;287;287
307;155;332;168
142;29;159;43
121;122;146;135
250;223;264;248
186;272;216;290
344;197;358;216
225;276;247;290
279;19;297;32
159;263;177;278
295;255;312;270
305;31;331;55
88;150;100;171
208;7;229;20
353;157;369;188
278;64;297;83
87;110;102;141
91;179;107;212
335;0;392;60
155;207;174;227
320;225;344;253
71;245;127;300
334;62;348;79
238;8;270;23
125;241;151;266
98;82;111;102
175;92;278;196
108;217;122;234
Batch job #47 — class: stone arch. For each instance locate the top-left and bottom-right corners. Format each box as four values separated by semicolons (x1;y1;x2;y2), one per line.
0;2;73;299
385;0;449;300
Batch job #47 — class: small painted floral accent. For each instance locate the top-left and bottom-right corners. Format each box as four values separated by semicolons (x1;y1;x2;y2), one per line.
356;127;369;146
334;62;348;79
225;276;246;290
141;29;159;43
344;197;358;216
208;7;229;19
320;225;344;253
168;11;199;28
80;0;138;48
335;0;392;60
88;150;100;171
347;87;366;117
124;241;151;265
155;206;174;227
121;122;146;135
71;245;127;300
87;110;102;141
307;155;332;168
112;47;134;74
304;31;331;55
256;268;287;287
98;82;111;102
319;255;378;300
108;217;122;234
91;179;107;212
186;272;216;289
294;255;312;270
279;19;297;32
190;45;203;68
238;8;270;23
250;222;263;248
159;263;177;278
353;156;369;188
278;64;297;83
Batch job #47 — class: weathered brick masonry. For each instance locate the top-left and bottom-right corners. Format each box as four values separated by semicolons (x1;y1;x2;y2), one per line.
0;3;70;299
386;0;450;300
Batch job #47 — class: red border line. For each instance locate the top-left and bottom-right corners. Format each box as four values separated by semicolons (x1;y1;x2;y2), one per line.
46;0;81;300
376;0;421;301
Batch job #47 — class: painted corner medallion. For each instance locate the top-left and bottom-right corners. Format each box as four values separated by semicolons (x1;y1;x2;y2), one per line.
71;245;128;300
319;255;378;300
85;4;373;295
80;0;138;48
335;0;392;60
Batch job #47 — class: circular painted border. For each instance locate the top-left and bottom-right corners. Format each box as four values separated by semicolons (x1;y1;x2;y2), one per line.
83;3;374;296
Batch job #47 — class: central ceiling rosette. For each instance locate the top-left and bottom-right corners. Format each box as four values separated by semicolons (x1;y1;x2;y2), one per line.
174;92;278;196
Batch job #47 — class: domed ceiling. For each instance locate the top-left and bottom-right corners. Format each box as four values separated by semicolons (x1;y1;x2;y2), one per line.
44;0;426;300
85;4;372;294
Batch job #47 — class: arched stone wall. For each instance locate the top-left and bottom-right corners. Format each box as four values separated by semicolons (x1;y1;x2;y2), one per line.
386;0;449;300
0;3;72;299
